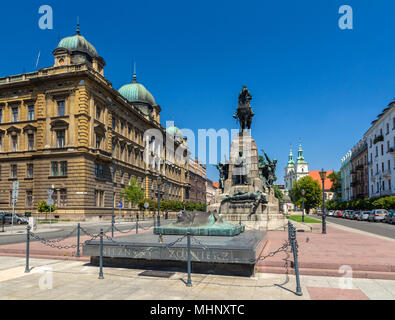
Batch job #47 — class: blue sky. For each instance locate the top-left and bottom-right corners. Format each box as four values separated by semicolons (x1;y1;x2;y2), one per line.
0;0;394;183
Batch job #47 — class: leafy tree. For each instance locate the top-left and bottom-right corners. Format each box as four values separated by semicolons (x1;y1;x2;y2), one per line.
120;178;145;209
327;171;342;200
37;200;56;220
290;176;322;214
273;185;284;201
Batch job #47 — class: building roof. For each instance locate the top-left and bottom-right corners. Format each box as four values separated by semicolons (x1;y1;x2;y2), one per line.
212;182;220;189
57;28;98;58
118;79;156;106
308;171;334;191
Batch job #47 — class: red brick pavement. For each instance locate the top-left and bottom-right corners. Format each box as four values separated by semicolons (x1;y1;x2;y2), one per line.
257;226;395;280
306;287;370;300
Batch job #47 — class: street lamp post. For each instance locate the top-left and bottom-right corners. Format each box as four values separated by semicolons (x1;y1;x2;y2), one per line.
301;189;305;223
319;168;327;234
110;164;115;238
157;175;162;227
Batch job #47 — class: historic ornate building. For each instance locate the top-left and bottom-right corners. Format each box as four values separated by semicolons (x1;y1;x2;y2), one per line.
187;158;207;205
0;27;188;218
350;138;369;200
284;143;309;191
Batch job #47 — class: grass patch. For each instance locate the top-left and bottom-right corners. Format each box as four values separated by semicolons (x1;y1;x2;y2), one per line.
286;215;321;223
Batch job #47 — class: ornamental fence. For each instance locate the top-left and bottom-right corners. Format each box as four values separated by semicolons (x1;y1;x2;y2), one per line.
22;219;302;295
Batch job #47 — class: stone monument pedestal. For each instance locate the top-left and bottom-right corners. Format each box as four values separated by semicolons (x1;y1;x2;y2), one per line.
213;131;287;231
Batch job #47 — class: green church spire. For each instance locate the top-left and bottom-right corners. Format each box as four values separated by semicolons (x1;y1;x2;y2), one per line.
287;145;295;166
297;141;305;163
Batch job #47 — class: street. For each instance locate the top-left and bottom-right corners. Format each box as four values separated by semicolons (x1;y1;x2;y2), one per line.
312;215;395;239
0;218;175;246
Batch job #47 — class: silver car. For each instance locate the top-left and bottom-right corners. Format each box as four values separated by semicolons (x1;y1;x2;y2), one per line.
357;211;370;221
368;209;388;222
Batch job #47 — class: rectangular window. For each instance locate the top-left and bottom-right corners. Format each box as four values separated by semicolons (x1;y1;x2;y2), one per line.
51;161;58;176
96;106;101;120
28;134;34;151
388;159;391;171
112;116;116;129
57;101;65;116
382;162;384;172
0;135;2;152
26;190;33;207
59;189;67;206
390;179;392;191
28;105;35;121
12;107;18;122
60;161;68;176
57;130;65;148
11;136;18;152
0;108;3;123
27;163;33;178
95;190;104;207
96;135;101;149
11;164;17;178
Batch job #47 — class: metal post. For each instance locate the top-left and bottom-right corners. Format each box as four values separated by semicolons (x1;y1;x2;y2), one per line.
25;225;31;273
11;200;14;234
112;192;115;238
290;225;302;296
302;196;305;223
49;203;51;225
322;180;326;234
136;218;138;234
76;223;80;258
98;229;104;279
157;184;161;227
1;215;4;233
186;232;192;287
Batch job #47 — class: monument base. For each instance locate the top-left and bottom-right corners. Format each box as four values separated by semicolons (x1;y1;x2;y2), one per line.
83;230;267;277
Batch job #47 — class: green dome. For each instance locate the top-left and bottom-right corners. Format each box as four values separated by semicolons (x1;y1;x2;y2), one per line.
118;80;156;106
166;126;183;141
57;34;98;57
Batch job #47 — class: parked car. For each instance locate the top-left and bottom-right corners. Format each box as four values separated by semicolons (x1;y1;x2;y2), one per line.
0;212;28;225
328;210;334;217
336;210;344;218
368;209;388;222
317;210;323;216
384;210;395;224
350;211;360;220
344;210;354;219
357;211;370;221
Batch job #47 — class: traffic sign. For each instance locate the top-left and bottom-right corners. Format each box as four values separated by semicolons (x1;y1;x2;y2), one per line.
118;201;123;208
46;198;54;206
12;181;19;201
144;202;149;209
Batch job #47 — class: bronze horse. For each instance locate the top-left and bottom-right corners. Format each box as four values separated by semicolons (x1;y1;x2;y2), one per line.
233;86;254;130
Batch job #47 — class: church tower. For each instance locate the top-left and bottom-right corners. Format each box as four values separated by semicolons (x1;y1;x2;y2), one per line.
295;142;309;180
284;146;295;191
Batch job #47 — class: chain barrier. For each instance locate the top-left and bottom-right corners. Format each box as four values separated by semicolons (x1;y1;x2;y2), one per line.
258;240;291;261
113;225;136;234
137;223;155;230
80;226;112;238
30;227;78;243
29;232;83;250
